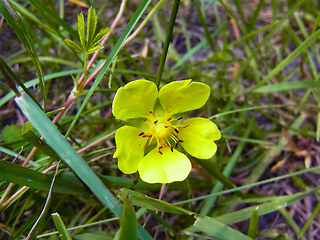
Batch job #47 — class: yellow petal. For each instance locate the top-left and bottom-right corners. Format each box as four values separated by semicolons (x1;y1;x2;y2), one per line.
113;126;147;174
138;147;191;184
112;80;158;119
159;80;210;115
178;117;221;159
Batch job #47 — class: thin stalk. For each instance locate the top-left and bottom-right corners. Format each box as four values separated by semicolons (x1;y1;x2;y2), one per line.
155;0;181;88
81;53;89;89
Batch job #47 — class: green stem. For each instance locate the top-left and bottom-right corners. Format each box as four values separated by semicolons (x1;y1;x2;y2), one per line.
79;53;89;91
193;0;215;54
155;0;180;88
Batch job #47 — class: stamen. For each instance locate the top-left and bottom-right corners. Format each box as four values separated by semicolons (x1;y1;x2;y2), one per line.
175;142;178;148
158;149;163;154
167;118;171;121
170;147;173;152
159;146;163;149
178;140;184;142
138;132;144;136
174;128;179;133
177;117;183;120
153;120;158;124
170;133;178;142
164;139;172;147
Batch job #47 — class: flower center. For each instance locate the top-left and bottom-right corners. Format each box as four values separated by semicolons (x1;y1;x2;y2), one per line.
138;111;186;154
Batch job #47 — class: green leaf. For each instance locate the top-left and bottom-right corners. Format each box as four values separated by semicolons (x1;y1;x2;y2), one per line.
87;7;97;47
91;27;110;46
193;216;252;240
117;196;138;240
77;12;86;49
122;188;193;215
51;213;72;240
64;39;83;53
86;45;104;54
0;160;90;196
1;124;23;145
247;207;259;238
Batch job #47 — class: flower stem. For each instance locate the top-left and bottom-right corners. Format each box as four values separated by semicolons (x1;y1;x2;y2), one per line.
155;0;181;89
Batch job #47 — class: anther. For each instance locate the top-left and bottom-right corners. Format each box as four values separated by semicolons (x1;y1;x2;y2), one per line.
175;142;178;148
183;125;188;128
158;149;163;154
149;111;154;115
164;126;169;128
144;144;149;148
167;118;171;121
174;128;179;133
177;117;183;120
159;146;163;149
178;140;184;142
170;147;173;152
153;120;158;124
144;118;147;121
142;135;148;137
138;132;144;136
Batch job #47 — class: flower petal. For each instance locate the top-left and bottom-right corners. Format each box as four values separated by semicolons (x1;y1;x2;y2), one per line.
138;147;191;184
178;117;221;159
112;80;158;119
159;80;210;115
113;126;147;174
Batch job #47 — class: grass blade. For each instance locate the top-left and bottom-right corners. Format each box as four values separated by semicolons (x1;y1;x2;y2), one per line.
51;213;72;240
193;216;252;240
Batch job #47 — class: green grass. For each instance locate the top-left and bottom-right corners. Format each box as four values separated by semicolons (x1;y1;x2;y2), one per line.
0;0;320;239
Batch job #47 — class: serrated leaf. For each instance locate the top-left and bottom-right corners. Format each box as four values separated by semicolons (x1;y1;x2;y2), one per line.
87;7;97;48
64;39;83;53
92;27;110;46
86;45;104;54
77;12;86;49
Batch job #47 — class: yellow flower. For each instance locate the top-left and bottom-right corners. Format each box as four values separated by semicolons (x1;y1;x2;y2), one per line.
112;80;221;183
